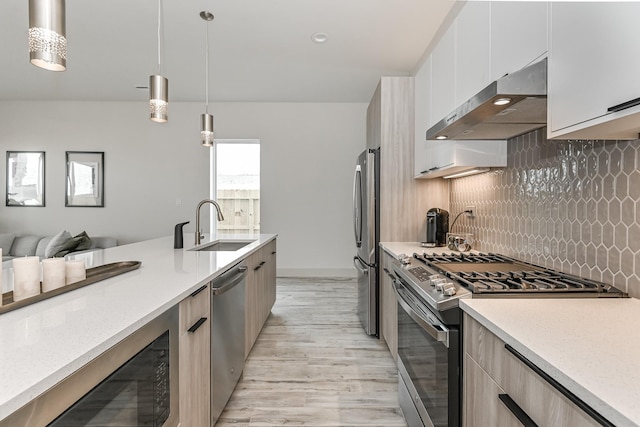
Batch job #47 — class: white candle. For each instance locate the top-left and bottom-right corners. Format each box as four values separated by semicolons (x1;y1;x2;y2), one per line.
65;260;86;285
42;258;66;292
12;256;41;301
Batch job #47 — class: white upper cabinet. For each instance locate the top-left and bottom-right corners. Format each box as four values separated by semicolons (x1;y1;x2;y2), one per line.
414;56;432;176
430;23;456;129
415;140;507;180
455;2;491;107
548;2;640;139
490;2;548;82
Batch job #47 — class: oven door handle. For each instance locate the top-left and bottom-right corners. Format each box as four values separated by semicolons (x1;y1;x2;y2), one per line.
392;279;450;348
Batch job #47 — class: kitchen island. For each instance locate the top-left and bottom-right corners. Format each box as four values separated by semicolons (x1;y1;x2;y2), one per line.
0;233;276;424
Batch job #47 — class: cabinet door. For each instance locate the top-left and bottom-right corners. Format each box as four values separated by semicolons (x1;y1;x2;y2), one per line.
431;24;456;128
415;56;432;176
549;2;640;136
379;250;397;361
244;239;278;358
490;2;548;82
244;250;261;358
455;2;491;106
179;285;211;427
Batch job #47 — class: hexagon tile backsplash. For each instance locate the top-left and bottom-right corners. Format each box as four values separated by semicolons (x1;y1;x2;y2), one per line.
449;128;640;297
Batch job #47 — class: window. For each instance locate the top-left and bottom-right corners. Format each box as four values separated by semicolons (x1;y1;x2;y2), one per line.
210;140;260;234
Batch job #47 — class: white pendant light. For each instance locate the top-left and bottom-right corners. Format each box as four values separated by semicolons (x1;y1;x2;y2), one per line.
149;0;168;123
200;11;214;147
28;0;66;71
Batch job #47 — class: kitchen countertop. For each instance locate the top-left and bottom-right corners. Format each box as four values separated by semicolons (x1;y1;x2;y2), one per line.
0;233;276;422
461;298;640;427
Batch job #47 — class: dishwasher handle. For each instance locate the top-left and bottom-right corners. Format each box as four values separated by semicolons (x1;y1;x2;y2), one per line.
211;263;248;296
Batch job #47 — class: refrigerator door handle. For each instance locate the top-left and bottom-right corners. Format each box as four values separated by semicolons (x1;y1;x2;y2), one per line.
353;165;363;248
353;256;369;274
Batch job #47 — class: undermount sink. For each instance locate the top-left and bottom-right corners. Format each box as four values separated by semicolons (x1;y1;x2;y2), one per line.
192;240;255;252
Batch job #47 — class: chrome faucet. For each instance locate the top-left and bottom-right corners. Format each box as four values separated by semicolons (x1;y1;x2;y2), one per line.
195;199;225;245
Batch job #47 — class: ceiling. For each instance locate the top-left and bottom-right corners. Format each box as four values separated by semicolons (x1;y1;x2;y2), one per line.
0;0;456;103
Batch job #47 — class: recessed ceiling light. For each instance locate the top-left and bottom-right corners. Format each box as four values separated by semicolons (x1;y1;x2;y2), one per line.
436;135;448;140
311;32;328;43
493;97;512;106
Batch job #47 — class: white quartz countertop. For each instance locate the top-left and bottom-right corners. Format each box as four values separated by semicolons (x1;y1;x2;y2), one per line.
0;233;276;421
461;298;640;427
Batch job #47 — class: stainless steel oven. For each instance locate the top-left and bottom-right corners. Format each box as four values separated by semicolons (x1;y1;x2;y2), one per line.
391;251;627;427
1;307;180;427
393;268;462;427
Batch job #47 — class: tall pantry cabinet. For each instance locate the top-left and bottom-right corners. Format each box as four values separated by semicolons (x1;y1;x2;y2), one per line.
367;77;447;359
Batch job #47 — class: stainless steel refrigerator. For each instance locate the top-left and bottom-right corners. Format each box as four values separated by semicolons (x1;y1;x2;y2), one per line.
352;148;379;336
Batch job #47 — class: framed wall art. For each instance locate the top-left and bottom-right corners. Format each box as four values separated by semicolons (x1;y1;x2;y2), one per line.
65;151;104;207
6;151;45;207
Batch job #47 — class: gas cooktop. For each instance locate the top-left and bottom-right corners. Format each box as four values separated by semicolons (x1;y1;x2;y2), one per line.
413;252;626;297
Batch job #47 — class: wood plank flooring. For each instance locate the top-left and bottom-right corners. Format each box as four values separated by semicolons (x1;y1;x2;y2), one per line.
216;277;407;426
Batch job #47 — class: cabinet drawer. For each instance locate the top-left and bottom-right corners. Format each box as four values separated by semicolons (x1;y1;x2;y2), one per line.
463;354;520;427
179;283;210;334
464;314;607;427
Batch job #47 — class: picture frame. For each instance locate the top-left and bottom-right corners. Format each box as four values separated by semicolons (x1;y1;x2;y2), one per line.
6;151;45;207
65;151;104;207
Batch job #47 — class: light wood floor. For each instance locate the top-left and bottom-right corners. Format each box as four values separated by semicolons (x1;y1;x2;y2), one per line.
217;277;408;426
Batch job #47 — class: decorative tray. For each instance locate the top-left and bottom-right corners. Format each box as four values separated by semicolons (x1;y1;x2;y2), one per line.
0;261;142;315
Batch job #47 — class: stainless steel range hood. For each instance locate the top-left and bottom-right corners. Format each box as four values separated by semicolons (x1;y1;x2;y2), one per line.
426;58;547;141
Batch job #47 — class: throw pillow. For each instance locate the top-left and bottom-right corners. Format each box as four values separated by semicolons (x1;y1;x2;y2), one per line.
73;231;92;251
0;233;15;255
52;237;84;258
45;230;72;258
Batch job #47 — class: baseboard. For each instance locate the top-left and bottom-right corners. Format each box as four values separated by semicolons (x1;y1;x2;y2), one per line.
277;268;356;278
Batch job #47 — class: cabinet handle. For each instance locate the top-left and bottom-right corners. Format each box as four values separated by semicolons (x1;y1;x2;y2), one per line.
187;317;207;333
271;251;276;255
608;96;640;113
190;284;208;297
498;394;538;427
254;264;262;271
505;344;614;427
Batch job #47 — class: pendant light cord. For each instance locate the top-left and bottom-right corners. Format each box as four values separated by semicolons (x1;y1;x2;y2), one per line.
157;0;163;75
205;21;210;113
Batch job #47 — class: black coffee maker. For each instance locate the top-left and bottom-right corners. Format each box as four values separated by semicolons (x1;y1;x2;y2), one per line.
424;208;449;247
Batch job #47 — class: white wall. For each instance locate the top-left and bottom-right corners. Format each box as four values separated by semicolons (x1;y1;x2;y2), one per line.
0;101;366;276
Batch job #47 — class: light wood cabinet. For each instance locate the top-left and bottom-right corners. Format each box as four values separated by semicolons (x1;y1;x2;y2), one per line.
548;2;640;140
464;313;605;427
179;284;211;427
369;77;439;243
245;238;277;358
379;249;397;361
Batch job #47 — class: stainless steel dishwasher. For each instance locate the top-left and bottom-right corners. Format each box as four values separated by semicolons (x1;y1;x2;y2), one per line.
210;260;247;426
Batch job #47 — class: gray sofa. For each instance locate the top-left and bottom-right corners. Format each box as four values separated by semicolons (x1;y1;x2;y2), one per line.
1;233;117;263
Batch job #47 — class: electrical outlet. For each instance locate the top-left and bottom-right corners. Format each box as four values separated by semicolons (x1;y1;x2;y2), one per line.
466;206;475;216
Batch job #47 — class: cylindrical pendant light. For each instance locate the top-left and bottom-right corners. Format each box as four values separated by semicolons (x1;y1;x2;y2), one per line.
28;0;66;71
149;0;168;123
200;11;214;146
201;113;214;147
150;75;168;123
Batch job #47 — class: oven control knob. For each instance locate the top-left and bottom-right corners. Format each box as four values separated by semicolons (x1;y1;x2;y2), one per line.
443;285;457;296
430;277;446;288
435;281;447;292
